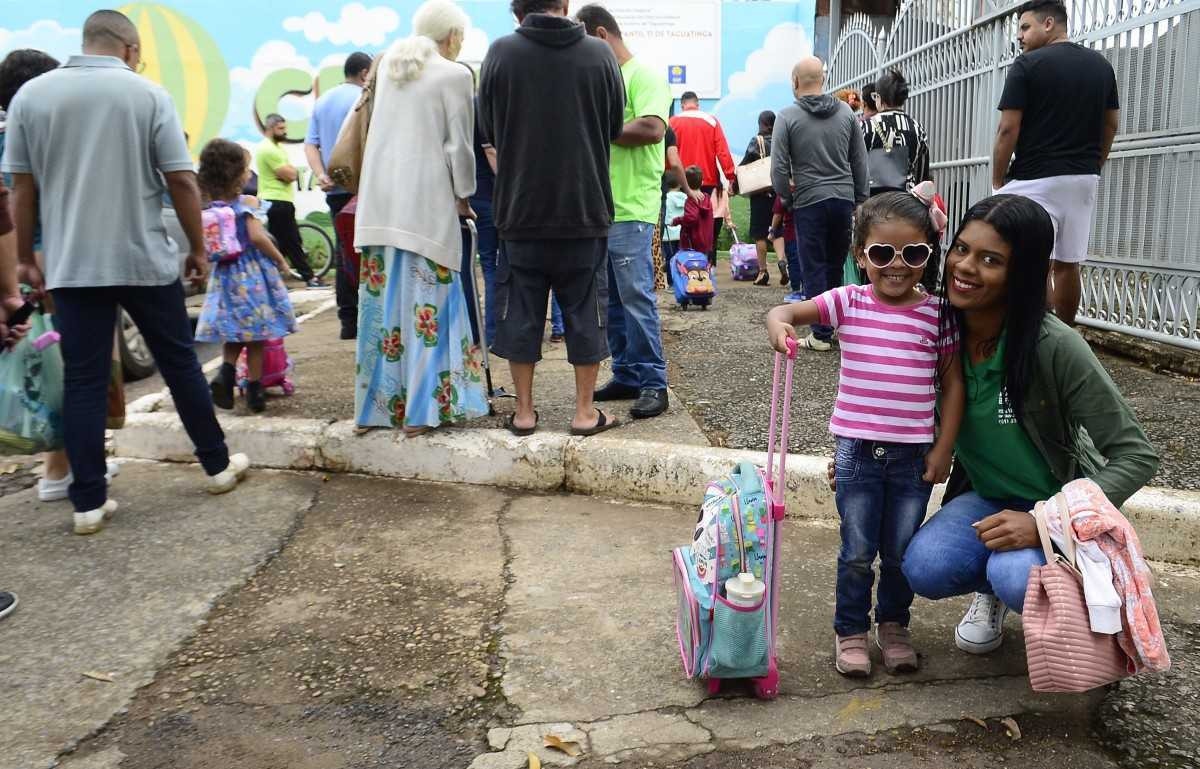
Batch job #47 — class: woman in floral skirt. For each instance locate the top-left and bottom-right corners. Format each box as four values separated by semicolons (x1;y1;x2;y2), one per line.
353;0;488;435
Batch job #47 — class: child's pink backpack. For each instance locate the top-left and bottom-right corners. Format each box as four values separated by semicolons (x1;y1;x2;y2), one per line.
236;338;295;395
201;202;244;264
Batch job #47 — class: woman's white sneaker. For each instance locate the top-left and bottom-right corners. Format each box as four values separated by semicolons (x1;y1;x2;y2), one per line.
207;453;250;495
954;592;1009;654
74;499;119;535
38;461;121;502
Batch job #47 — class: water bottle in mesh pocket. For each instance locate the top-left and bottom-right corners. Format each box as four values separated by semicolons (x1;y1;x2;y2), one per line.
706;598;769;679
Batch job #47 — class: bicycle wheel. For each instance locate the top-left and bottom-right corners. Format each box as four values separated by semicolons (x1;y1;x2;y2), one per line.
296;222;335;280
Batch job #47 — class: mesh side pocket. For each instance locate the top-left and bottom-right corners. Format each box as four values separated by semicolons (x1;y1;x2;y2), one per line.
707;598;769;679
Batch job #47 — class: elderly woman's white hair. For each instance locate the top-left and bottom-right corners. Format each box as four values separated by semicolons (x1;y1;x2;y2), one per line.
388;0;469;83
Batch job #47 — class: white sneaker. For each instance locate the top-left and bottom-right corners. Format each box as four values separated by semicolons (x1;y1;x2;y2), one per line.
954;592;1009;654
798;335;832;352
38;461;121;502
207;453;250;495
74;499;119;536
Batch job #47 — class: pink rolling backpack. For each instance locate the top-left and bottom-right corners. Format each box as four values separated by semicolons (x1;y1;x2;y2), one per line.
236;338;295;396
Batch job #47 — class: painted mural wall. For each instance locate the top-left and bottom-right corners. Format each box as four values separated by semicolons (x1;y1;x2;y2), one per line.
2;0;815;211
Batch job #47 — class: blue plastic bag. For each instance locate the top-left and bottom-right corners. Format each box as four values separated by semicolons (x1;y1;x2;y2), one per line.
0;310;64;454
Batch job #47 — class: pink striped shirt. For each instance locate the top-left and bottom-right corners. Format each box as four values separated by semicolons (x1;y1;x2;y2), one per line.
814;285;956;444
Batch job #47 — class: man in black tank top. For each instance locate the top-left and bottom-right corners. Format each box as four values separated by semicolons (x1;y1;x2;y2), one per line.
991;0;1120;324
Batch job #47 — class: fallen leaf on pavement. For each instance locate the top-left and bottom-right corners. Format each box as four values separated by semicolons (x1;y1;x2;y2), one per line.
0;463;19;474
82;671;114;682
965;717;988;729
527;752;541;769
543;735;583;757
1001;717;1021;740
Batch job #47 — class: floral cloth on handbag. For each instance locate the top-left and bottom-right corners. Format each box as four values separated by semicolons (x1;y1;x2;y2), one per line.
1042;478;1171;673
354;246;489;429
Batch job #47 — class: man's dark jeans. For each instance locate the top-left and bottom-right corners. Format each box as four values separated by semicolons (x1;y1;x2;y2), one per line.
793;197;854;341
265;200;313;282
52;281;230;512
327;192;356;328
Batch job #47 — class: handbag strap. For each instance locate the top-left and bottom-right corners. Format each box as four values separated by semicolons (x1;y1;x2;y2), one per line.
1033;502;1057;565
755;134;767;159
1053;491;1077;567
1034;492;1080;569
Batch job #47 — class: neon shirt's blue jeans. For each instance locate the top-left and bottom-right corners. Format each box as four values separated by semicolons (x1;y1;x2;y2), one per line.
606;221;667;390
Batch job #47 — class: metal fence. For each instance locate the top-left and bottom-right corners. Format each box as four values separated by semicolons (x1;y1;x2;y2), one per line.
827;0;1200;349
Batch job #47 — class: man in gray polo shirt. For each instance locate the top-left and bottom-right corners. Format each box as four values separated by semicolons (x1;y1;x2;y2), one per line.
2;10;250;535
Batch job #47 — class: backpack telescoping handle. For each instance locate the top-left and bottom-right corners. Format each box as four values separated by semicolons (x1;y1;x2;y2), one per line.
765;338;797;521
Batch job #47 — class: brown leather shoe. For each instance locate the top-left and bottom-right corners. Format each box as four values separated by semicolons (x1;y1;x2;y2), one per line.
876;622;919;673
835;633;872;677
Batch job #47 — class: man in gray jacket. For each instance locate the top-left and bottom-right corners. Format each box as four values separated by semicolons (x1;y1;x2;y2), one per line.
771;56;868;350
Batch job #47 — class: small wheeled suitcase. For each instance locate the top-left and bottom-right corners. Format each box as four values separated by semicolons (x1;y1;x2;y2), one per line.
236;338;295;396
671;338;795;699
729;230;759;281
670;250;716;311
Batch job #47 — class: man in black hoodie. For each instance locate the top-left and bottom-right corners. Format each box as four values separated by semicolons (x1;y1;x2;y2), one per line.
479;0;626;436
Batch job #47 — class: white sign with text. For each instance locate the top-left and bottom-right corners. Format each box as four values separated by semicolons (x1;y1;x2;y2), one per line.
607;0;723;98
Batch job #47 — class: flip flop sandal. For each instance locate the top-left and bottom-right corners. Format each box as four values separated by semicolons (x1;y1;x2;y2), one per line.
506;411;538;437
570;409;621;437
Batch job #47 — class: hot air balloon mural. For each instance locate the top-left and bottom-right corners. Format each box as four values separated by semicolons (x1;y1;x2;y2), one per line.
118;2;230;155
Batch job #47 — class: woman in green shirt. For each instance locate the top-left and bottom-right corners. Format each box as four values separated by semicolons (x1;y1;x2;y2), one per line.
901;194;1158;655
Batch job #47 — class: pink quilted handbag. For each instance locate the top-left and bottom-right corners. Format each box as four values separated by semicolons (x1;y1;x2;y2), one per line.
1023;492;1131;693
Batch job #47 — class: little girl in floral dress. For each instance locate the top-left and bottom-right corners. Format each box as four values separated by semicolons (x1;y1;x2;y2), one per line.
194;139;297;413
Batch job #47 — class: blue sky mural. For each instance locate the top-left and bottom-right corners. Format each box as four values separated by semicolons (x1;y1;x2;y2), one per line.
1;0;815;161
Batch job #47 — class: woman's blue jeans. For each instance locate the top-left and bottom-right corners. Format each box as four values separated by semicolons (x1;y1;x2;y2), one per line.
902;491;1046;613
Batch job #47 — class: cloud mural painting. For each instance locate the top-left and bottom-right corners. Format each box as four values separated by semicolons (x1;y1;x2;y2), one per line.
2;0;817;197
282;3;401;47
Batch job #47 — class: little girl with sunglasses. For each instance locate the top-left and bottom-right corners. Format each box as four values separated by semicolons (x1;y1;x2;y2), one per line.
765;188;964;679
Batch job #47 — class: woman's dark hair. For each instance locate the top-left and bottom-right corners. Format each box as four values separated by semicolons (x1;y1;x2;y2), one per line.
938;194;1054;420
875;69;909;109
757;110;776;133
0;49;60;110
852;191;942;293
198;138;249;201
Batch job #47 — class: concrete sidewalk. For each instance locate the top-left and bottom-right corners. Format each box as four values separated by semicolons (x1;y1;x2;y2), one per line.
5;462;1198;769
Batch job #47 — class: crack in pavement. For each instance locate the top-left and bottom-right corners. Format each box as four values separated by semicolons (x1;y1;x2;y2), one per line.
482;494;522;725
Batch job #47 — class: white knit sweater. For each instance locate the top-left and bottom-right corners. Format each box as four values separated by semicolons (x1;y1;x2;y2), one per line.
353;50;476;271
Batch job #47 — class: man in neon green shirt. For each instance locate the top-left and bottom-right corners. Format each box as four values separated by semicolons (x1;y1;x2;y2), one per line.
578;4;672;419
256;114;320;286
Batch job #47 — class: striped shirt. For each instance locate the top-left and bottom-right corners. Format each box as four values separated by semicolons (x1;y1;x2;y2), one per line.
815;285;956;444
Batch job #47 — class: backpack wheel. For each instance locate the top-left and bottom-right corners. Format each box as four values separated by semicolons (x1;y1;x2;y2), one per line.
752;666;780;700
706;678;722;695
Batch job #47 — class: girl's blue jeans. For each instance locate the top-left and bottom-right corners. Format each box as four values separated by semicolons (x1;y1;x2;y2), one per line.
902;491;1045;613
833;437;934;636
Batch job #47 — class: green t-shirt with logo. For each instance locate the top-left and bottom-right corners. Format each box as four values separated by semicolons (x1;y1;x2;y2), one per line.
954;334;1062;502
256;138;294;203
610;57;670;224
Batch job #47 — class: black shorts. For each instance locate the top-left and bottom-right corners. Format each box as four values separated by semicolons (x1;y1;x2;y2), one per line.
748;191;776;241
492;238;609;365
